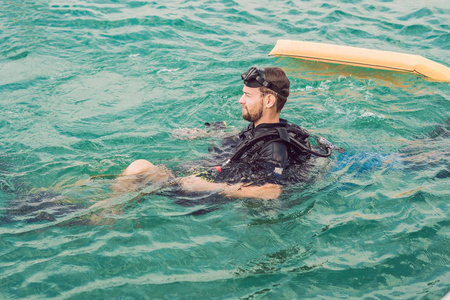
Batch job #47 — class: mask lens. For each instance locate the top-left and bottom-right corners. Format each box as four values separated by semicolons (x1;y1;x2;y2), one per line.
241;66;259;81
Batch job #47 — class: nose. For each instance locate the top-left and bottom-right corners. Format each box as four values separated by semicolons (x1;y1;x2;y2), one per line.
239;95;245;105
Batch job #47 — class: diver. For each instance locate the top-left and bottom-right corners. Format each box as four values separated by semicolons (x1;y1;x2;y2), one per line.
112;66;336;200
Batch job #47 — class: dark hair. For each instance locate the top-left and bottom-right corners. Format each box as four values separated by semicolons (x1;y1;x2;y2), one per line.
259;67;290;113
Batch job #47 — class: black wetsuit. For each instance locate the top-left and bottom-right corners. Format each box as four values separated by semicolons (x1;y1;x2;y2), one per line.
208;119;310;185
169;120;299;214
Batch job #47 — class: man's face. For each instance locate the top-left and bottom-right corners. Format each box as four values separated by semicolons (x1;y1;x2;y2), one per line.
239;85;263;123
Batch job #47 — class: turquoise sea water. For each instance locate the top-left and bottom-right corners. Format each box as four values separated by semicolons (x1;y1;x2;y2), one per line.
1;0;449;299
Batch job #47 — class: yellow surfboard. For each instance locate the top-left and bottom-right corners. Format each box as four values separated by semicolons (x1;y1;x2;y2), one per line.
269;40;450;82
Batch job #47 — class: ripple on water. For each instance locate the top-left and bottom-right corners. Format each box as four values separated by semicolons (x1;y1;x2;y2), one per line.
1;0;449;299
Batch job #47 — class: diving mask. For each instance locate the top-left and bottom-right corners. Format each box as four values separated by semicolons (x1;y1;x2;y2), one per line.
241;66;288;97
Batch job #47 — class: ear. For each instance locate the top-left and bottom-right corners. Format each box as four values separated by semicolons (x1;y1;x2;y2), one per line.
264;93;277;109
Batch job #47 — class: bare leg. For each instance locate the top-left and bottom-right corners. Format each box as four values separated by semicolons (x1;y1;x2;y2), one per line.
88;159;174;221
112;159;174;194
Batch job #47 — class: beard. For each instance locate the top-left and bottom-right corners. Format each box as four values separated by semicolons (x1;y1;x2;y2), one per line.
242;106;263;123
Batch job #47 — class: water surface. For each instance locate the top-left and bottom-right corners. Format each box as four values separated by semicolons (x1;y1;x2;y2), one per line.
1;0;449;299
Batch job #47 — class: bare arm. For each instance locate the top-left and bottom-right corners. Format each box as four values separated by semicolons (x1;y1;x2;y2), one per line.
179;175;281;200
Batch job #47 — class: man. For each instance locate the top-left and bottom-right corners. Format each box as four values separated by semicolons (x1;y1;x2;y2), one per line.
114;66;304;200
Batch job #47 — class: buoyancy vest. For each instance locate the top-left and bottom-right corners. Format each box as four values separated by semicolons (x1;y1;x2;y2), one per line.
222;119;331;167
